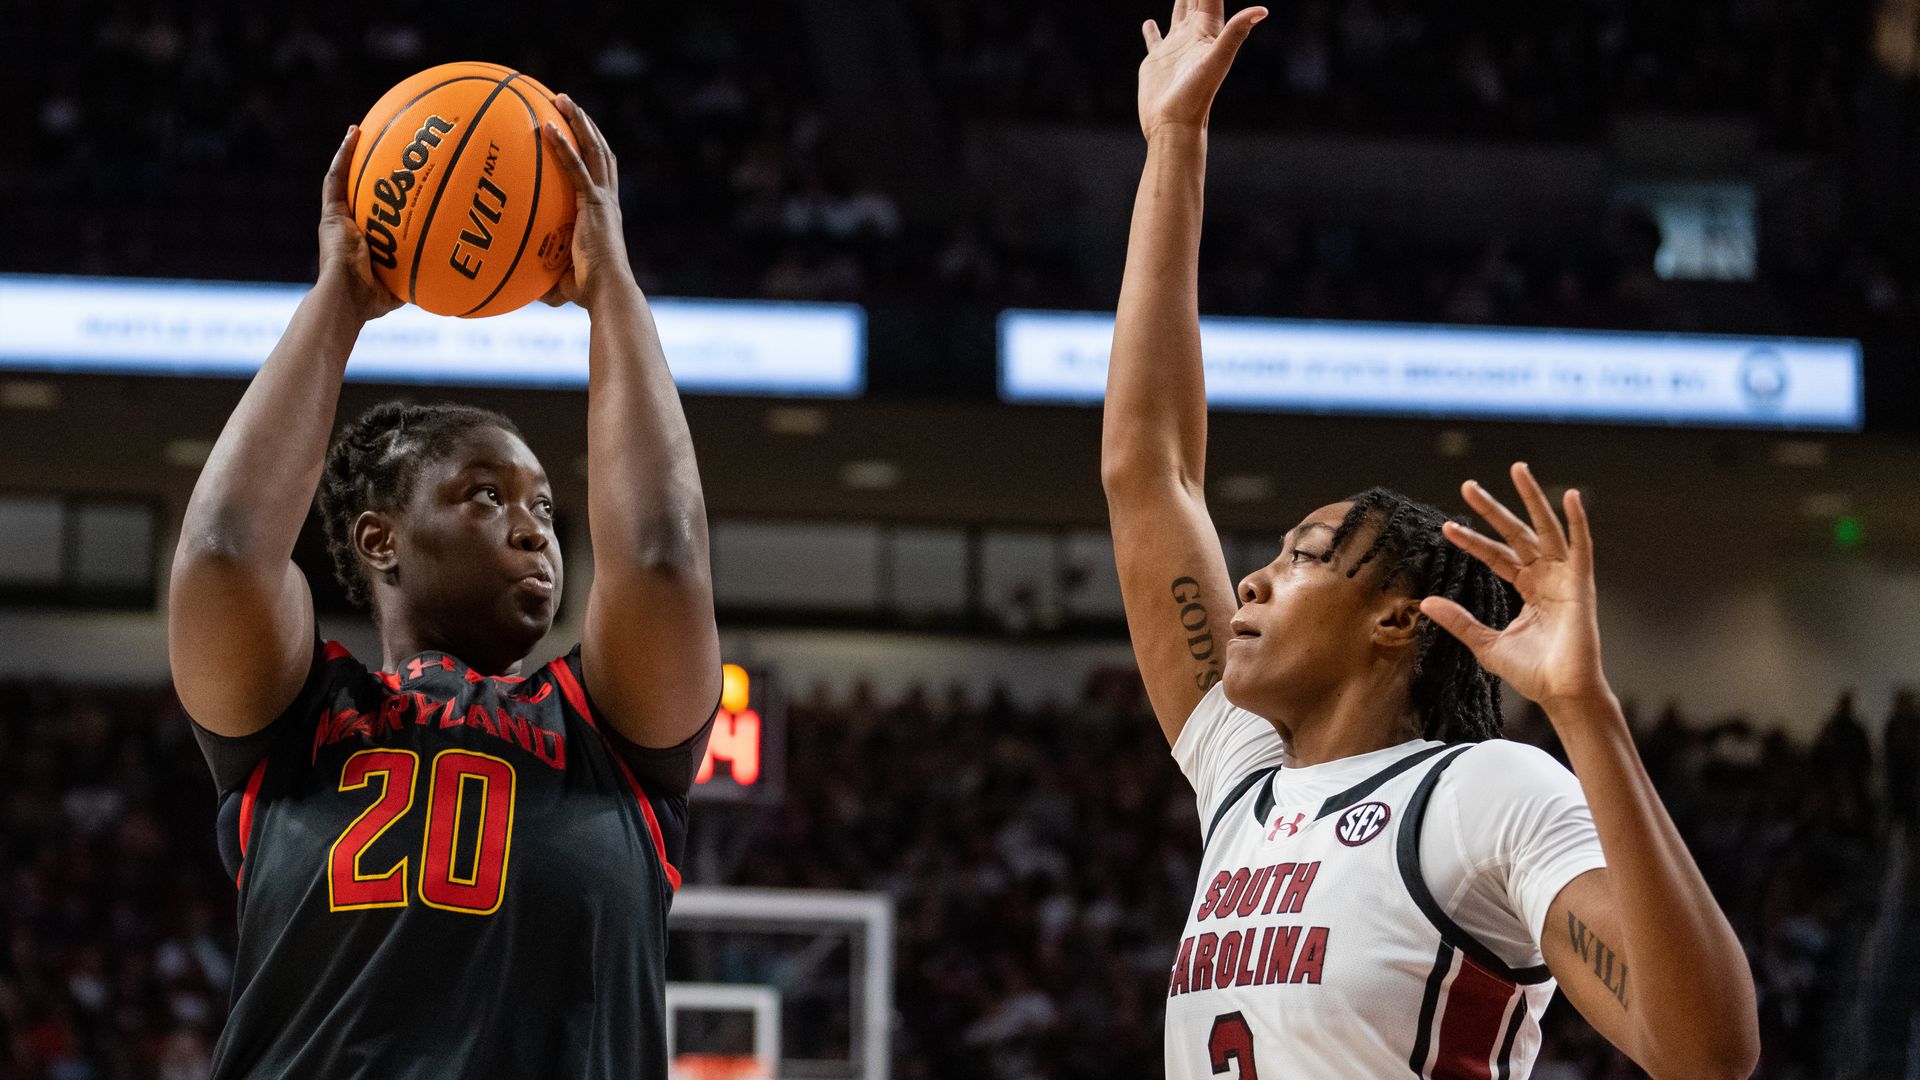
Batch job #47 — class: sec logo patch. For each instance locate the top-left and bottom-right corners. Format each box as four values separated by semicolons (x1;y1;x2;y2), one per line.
1336;801;1392;847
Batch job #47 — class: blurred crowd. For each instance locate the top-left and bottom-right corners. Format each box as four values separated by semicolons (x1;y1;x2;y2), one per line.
1;666;1916;1077
4;1;899;302
7;0;1918;340
1194;208;1683;332
0;682;232;1080
1189;209;1920;339
909;0;1863;148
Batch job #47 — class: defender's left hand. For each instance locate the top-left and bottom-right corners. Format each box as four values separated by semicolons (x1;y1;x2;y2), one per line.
539;94;637;310
1420;462;1613;713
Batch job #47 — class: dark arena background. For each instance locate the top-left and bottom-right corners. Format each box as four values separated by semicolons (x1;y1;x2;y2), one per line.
4;1;1920;1077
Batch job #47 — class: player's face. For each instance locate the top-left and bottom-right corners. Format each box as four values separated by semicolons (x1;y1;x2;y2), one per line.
1222;502;1409;724
391;426;563;667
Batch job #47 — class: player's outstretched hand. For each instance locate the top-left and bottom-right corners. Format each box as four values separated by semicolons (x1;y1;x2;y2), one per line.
539;94;637;311
1137;0;1267;141
1420;462;1613;715
319;125;404;321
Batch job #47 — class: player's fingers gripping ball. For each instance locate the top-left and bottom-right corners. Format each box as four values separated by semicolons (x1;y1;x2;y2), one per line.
349;62;579;317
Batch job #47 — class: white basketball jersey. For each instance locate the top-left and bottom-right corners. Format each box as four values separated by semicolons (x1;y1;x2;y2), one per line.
1164;740;1557;1080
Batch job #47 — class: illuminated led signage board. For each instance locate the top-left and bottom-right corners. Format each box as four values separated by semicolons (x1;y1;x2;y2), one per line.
999;309;1862;430
0;274;865;396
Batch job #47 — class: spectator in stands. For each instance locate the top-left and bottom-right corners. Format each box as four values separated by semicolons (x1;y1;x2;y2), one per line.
1814;691;1876;809
1886;689;1920;833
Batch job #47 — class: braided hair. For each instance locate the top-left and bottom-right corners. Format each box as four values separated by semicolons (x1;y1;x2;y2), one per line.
1321;487;1518;743
316;401;522;610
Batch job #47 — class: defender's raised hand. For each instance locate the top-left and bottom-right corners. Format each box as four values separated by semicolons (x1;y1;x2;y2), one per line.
1420;462;1613;715
1137;0;1268;141
540;94;636;310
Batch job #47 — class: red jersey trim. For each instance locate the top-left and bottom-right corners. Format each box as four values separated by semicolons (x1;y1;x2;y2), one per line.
1431;954;1520;1080
548;657;683;892
322;640;352;662
235;758;269;889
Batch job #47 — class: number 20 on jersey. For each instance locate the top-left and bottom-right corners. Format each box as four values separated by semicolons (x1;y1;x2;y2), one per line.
327;748;517;915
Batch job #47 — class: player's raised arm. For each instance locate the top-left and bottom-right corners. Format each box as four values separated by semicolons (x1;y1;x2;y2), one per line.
168;127;401;737
1424;464;1760;1079
540;96;723;750
1102;0;1267;744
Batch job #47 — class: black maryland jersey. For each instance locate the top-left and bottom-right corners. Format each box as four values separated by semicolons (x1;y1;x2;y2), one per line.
191;639;707;1080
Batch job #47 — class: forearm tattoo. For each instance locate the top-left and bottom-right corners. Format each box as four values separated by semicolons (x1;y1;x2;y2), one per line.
1567;912;1629;1008
1170;576;1223;691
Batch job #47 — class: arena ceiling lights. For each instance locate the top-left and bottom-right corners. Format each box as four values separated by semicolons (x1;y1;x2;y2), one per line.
0;274;866;397
998;309;1863;431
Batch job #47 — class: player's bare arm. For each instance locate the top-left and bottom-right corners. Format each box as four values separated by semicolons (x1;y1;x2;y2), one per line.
540;95;723;748
1423;462;1761;1079
168;127;402;737
1103;0;1266;744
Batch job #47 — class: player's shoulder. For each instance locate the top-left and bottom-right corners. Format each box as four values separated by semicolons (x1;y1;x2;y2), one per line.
521;644;592;716
1174;683;1278;757
1428;738;1586;812
305;639;422;702
318;638;370;673
1447;737;1571;775
1173;683;1286;804
263;638;375;707
543;641;586;674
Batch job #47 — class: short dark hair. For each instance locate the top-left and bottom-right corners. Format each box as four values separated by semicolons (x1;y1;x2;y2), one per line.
1323;487;1518;743
316;400;521;610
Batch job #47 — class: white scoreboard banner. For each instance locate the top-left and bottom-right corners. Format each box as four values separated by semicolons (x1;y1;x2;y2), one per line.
999;309;1862;430
0;274;865;396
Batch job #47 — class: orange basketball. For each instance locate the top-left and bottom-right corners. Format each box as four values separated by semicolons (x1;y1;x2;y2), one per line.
348;62;578;318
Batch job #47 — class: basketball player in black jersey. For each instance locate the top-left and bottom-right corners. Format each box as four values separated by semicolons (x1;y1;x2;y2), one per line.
168;96;720;1078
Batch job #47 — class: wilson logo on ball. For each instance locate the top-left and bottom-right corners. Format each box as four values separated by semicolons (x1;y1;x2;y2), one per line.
349;62;579;317
1335;801;1391;847
363;115;456;271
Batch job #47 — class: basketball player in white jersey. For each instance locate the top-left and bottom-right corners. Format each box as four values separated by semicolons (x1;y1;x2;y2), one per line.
1101;4;1761;1077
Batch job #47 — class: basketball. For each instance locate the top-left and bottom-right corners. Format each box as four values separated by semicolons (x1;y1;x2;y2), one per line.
348;62;578;318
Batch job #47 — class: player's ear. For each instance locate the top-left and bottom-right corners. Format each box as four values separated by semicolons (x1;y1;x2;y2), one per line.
354;510;400;581
1371;595;1424;650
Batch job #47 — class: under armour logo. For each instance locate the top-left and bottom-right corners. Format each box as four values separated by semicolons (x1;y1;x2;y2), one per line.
1266;811;1306;842
406;656;457;681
